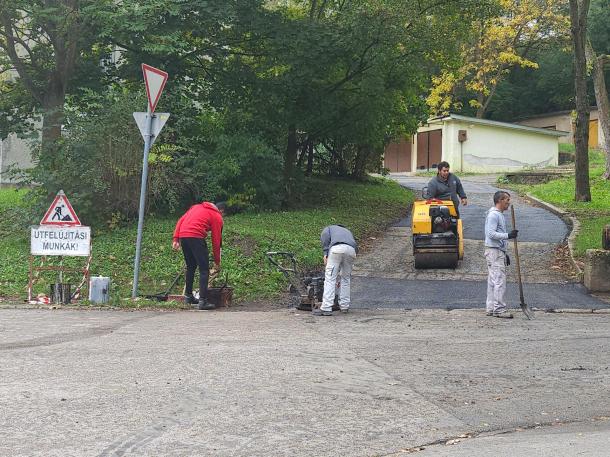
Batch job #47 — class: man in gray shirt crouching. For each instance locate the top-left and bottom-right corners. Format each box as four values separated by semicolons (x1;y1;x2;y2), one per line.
315;225;358;316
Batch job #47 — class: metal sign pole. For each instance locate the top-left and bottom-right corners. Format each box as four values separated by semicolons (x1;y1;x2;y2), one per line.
131;110;154;298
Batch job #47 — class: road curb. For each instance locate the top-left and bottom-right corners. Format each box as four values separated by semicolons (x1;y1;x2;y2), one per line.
524;193;583;282
537;307;610;314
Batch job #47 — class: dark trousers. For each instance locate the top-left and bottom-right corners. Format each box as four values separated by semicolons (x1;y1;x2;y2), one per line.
180;238;209;300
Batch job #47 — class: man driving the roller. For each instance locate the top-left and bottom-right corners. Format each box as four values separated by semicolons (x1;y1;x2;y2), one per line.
427;161;467;216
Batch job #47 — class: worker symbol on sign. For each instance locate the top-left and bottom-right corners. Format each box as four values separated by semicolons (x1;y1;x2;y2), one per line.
52;204;73;222
40;190;81;226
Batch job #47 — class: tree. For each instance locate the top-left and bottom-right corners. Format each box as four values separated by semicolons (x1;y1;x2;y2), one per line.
586;0;610;179
428;0;568;118
569;0;592;201
485;47;576;120
211;0;489;190
0;1;109;156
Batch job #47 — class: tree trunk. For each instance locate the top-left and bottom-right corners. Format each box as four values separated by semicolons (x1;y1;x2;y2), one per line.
586;41;610;180
41;95;65;155
475;93;486;118
352;145;369;179
569;0;592;201
284;125;298;202
306;141;314;176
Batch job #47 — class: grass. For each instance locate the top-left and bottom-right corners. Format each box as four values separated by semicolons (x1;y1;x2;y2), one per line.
0;177;413;306
0;187;27;208
504;149;609;256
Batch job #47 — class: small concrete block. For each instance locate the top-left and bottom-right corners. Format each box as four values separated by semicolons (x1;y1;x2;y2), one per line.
584;249;610;292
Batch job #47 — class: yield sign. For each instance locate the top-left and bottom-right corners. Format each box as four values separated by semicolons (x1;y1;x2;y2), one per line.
40;190;81;226
142;64;168;113
133;112;170;146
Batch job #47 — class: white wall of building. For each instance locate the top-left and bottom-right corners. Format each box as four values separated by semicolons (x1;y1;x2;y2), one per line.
0;133;35;185
440;119;560;173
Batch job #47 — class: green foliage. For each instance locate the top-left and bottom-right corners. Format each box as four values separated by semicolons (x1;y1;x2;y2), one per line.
4;0;497;212
589;0;610;54
575;216;608;255
190;133;284;211
0;186;26;210
0;177;413;304
559;143;576;153
506;149;610;256
25;89;187;227
519;150;607;211
487;0;610;122
487;47;577;121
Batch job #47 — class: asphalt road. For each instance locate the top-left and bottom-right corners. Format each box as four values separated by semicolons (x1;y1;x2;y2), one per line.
352;278;607;310
351;174;608;312
392;175;568;243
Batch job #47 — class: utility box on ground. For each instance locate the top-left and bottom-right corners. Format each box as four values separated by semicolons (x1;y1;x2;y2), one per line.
89;276;110;304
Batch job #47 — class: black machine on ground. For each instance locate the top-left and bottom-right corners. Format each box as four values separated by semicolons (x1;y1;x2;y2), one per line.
266;251;339;311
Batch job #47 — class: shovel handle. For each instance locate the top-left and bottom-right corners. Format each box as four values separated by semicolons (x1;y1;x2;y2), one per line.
510;205;525;304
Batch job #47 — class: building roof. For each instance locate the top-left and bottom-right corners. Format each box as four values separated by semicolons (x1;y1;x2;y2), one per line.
513;107;598;122
429;113;569;137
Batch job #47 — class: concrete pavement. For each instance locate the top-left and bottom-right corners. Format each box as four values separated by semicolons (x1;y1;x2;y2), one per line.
2;307;610;456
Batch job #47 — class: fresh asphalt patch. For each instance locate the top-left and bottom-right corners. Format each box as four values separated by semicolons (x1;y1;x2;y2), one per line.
350;277;608;310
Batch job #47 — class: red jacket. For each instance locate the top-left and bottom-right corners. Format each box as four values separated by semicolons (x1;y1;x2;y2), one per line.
173;202;224;264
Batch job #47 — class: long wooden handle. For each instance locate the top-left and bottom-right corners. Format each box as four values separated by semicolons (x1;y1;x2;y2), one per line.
510;205;525;304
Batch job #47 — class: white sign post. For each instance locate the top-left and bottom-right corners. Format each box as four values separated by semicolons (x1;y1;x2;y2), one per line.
132;64;169;299
29;190;91;303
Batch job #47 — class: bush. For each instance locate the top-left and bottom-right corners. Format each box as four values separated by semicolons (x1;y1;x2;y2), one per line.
28;90;188;228
181;132;284;212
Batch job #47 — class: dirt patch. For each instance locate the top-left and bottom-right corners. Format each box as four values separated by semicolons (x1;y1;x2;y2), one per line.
231;234;259;257
222;296;287;312
552;241;581;281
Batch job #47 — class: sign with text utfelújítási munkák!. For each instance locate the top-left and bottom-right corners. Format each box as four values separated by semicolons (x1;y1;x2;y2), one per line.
31;225;91;256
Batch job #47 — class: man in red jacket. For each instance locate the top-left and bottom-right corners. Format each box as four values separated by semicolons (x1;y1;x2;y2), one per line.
172;201;225;310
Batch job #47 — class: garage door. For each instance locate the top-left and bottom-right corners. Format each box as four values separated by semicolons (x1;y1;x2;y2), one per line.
384;137;412;172
416;129;442;170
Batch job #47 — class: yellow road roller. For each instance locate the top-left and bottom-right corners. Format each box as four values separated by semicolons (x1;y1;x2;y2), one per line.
412;198;464;269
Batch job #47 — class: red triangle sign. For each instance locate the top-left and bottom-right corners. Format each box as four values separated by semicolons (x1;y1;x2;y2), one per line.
142;64;168;113
40;190;81;226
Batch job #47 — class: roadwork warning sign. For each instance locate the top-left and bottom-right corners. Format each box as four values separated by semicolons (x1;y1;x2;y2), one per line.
31;225;91;256
40;190;81;226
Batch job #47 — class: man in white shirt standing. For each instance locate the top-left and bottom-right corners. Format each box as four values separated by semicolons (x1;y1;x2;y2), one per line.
484;191;519;318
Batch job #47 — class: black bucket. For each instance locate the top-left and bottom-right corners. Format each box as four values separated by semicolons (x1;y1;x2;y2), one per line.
50;283;72;304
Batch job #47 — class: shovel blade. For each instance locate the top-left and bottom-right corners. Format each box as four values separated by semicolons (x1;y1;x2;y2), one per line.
520;302;534;320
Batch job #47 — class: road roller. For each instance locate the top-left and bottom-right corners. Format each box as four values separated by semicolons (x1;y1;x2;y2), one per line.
412;198;464;269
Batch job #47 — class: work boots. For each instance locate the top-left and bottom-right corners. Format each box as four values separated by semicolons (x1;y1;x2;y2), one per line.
184;294;198;305
198;299;216;311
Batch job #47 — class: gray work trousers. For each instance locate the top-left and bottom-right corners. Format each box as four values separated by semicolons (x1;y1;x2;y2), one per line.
322;244;356;312
485;247;507;314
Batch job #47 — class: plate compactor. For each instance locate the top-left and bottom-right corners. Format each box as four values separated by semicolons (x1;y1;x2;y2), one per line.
412;198;464;269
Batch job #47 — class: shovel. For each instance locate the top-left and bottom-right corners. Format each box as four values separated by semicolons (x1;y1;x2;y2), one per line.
142;271;182;301
510;205;534;320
